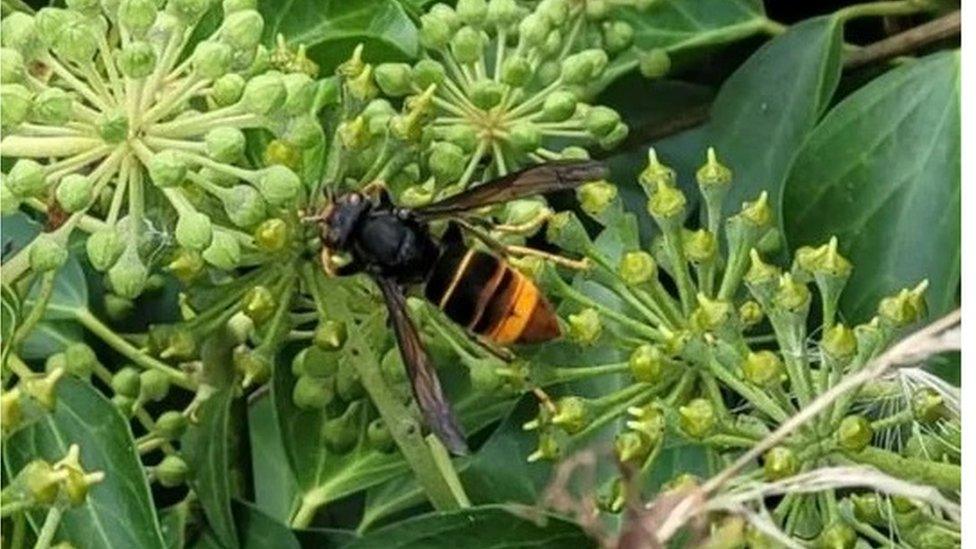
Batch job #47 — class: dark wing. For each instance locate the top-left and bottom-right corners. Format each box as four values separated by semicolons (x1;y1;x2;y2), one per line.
374;275;469;455
414;160;608;220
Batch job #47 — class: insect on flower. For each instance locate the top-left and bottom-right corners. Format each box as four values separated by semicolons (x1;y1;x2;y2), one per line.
314;160;608;454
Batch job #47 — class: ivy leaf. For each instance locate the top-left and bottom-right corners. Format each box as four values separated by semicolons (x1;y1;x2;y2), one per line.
262;0;419;74
346;505;597;549
706;16;843;218
3;377;166;549
247;391;298;523
782;52;961;320
625;0;768;54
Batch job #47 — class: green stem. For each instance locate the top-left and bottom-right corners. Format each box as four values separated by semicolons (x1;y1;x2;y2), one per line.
11;271;57;349
0;499;33;518
0;136;104;158
837;447;960;492
836;0;922;21
75;309;196;390
300;265;469;513
33;504;63;549
705;358;789;423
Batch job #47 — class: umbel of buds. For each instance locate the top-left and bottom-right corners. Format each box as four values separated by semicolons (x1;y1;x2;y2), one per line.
331;0;648;205
0;1;325;292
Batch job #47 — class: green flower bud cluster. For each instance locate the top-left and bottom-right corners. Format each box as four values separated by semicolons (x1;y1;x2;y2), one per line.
520;147;951;547
331;0;639;206
5;444;104;510
0;4;326;291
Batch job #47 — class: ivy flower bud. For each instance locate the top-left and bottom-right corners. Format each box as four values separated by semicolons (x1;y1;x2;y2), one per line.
314;320;347;350
428;141;466;184
31;88;74;126
679;398;716;439
20;461;61;505
253;218;288;252
911;388;945;424
548;396;589;434
773;274;811;313
63;343;98;378
113;394;137;417
86;228;125;271
1;13;42;58
292;375;333;410
763;446;798;480
614;432;653;466
155;411;188;440
54;15;99;64
629;344;666;384
139;369;171;402
741;191;773;228
744;249;780;299
527;431;560;462
577;181;617;217
818;521;857;549
691;294;734;334
299;346;340;378
108;246;149;298
519;13;550;47
441;125;479;153
470;80;506;110
1;389;22;434
242;285;275;325
638;48;671;79
508;122;541;153
24;368;64;410
639;148;676;189
584;106;620;137
233;345;271;387
336;361;365;401
254;165;300;206
741;351;783;387
451;26;485;64
500;55;531;87
561;49;608;85
837;415;873;452
599;123;629;150
647;180;686;224
419;12;453;49
221;9;264;50
148;150;187;187
111;366;142;398
411;59;446;88
96;110;129;144
338;116;369;149
850;494;884;525
682;229;716;264
347;63;378;101
821;323;857;362
877;281;928;328
619;251;657;285
155;455;189;487
457;0;488;26
603;20;634;53
175;210;213;251
55;174;94;213
280;73;316;116
241;72;286;114
220;185;268;227
374;62;412;96
203;127;245;163
367;419;395;452
115;41;157;78
118;0;157;37
568;308;601;345
538;90;576;122
1;85;33;129
0;48;25;84
29;235;68;272
212;73;246;106
546;211;591;255
738;301;763;328
192;41;233;79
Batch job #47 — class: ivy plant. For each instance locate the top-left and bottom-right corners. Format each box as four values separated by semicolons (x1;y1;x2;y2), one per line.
0;0;960;547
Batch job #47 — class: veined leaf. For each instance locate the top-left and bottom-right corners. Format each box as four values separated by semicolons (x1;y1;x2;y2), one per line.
625;0;768;53
782;51;961;320
3;377;166;549
261;0;419;74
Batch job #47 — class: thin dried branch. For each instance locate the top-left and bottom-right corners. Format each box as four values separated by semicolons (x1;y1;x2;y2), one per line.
844;10;961;70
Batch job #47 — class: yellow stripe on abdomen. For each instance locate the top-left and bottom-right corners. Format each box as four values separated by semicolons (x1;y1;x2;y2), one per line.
488;271;540;345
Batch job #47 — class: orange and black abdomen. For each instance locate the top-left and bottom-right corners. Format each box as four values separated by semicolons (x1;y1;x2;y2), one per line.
424;247;560;345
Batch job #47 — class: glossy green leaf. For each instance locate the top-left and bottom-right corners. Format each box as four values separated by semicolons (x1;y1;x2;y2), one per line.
624;0;768;53
182;387;239;548
707;16;843;218
3;377;166;549
347;505;596;549
782;51;961;320
261;0;419;74
233;500;301;549
248;392;298;523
